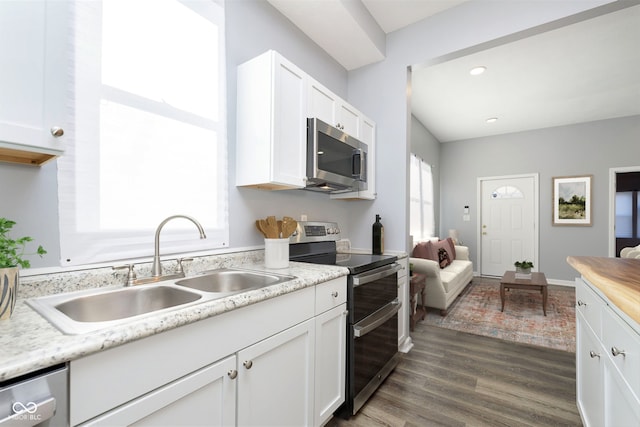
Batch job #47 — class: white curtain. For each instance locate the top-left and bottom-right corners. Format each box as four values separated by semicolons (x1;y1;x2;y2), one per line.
410;154;435;241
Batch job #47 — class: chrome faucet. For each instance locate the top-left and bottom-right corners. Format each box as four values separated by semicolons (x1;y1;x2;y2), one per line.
151;215;206;278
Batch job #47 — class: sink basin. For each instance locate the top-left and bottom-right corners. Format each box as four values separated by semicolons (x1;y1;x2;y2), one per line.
27;268;296;335
175;268;295;293
55;286;202;322
27;285;203;335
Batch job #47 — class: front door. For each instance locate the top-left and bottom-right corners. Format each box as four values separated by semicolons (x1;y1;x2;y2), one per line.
480;175;538;277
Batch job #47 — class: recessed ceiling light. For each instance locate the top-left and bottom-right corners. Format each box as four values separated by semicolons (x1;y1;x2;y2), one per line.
486;117;498;123
470;66;486;76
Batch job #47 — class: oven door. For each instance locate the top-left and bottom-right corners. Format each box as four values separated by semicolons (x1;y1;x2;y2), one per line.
346;262;402;415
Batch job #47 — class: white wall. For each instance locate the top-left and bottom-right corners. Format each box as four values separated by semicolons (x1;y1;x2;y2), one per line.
440;115;640;281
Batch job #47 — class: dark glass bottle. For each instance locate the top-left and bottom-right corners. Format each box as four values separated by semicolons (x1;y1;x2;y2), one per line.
372;214;384;255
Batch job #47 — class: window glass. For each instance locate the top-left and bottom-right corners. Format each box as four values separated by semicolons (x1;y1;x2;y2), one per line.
491;186;524;199
409;154;435;240
615;191;633;238
58;0;227;266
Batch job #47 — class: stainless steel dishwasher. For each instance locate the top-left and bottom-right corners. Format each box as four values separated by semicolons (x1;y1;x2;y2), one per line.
0;364;68;426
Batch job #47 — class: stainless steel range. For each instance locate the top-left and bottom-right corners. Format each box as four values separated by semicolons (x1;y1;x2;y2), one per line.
289;221;402;417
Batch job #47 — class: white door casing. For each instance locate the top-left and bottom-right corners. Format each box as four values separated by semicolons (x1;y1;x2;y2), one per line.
478;174;539;277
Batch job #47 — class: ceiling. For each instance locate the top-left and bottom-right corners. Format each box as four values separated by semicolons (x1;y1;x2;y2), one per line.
268;0;640;142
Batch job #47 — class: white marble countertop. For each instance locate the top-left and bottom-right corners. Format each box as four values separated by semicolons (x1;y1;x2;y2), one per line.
0;261;348;382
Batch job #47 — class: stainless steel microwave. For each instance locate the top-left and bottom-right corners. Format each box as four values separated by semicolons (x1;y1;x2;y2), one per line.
305;118;368;193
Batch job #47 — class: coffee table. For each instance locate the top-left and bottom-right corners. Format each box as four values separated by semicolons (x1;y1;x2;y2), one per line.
500;271;548;316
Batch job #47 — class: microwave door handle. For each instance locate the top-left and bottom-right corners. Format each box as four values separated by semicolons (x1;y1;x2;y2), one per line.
352;149;364;180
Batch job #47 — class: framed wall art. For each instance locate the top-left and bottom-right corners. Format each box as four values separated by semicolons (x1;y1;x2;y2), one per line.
552;175;592;226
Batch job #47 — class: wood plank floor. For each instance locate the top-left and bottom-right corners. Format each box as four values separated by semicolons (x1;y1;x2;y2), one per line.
328;323;582;427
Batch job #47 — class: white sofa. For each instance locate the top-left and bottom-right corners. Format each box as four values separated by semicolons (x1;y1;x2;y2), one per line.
410;244;473;316
621;245;640;258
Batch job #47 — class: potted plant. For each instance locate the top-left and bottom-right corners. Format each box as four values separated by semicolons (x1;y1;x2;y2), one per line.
0;218;46;320
514;260;534;275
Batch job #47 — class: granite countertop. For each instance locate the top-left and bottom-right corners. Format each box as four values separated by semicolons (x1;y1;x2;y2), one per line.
0;261;348;382
567;256;640;325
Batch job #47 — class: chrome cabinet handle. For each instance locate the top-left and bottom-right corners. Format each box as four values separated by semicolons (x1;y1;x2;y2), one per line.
227;369;237;379
50;126;64;137
243;360;253;369
331;291;338;298
589;351;600;359
611;347;626;357
577;300;587;307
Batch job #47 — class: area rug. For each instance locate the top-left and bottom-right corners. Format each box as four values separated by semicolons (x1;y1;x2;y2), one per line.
423;278;576;352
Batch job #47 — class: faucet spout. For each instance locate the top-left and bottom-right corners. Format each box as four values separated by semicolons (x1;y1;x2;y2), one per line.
151;215;206;278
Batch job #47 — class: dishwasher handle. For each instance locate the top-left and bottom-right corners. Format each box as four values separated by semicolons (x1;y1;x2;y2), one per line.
353;298;402;338
0;397;56;426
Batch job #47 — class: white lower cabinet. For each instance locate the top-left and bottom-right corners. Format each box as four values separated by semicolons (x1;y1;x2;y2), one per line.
70;277;347;427
576;311;604;427
314;305;347;426
575;277;640;427
237;319;315;426
80;356;237;426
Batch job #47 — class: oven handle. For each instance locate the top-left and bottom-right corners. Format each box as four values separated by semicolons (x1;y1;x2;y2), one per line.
352;262;402;287
353;298;402;338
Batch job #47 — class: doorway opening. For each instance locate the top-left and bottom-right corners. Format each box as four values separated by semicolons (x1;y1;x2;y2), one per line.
609;166;640;256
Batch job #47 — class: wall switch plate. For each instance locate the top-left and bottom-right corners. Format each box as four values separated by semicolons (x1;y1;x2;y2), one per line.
463;214;471;222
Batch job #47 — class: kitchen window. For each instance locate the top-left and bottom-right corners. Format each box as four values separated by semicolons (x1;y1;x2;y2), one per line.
409;154;435;241
58;0;228;266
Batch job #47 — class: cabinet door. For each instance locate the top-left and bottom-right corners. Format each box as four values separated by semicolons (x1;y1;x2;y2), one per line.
0;0;66;163
576;313;604;427
314;304;347;426
81;356;237;427
271;55;307;187
337;102;359;136
236;50;306;189
308;80;338;125
604;361;640;427
397;258;412;352
237;319;315;426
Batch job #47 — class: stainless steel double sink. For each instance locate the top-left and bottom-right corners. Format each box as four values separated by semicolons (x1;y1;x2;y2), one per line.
27;268;295;335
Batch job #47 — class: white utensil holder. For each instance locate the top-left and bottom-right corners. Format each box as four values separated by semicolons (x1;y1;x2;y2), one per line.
264;238;289;269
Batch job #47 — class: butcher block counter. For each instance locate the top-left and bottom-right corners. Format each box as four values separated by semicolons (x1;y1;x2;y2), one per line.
567;256;640;325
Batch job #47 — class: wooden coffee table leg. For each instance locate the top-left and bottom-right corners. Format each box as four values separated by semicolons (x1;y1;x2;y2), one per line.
542;286;548;316
500;283;506;312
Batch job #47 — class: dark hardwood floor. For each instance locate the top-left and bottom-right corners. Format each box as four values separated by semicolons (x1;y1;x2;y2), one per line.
329;323;582;427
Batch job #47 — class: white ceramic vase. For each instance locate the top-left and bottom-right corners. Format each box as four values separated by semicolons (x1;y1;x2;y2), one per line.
0;267;19;320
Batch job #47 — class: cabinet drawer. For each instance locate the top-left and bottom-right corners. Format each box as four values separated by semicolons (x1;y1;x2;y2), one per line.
576;278;604;339
602;306;640;397
315;277;347;315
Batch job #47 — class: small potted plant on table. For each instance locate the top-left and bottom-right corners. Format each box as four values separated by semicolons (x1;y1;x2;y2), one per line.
514;260;534;278
0;218;46;320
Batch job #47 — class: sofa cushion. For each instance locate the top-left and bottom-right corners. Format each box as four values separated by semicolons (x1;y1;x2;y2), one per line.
412;242;432;260
430;238;456;262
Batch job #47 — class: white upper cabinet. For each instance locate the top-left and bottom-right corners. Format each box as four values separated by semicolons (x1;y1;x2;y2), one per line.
236;50;376;199
236;50;307;190
307;79;359;137
0;0;67;166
